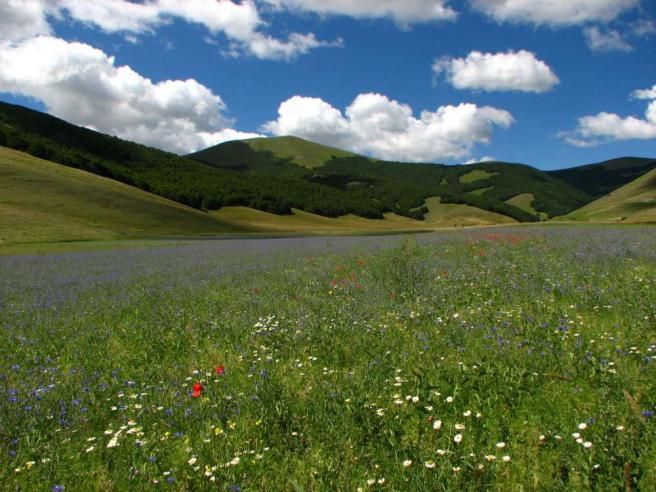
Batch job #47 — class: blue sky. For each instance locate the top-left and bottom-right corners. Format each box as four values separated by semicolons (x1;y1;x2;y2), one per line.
0;1;655;169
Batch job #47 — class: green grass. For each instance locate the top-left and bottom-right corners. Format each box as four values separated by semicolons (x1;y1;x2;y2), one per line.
2;228;655;490
459;170;499;184
0;147;247;245
565;169;656;223
422;197;516;227
245;136;356;169
469;186;493;196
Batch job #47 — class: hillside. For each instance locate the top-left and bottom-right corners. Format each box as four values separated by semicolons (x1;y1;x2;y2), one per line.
244;136;356;168
548;157;656;197
0;146;246;244
191;138;592;221
1;100;653;228
564;168;656;223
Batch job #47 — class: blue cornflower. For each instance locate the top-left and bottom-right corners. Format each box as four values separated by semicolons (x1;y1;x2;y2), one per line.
52;485;65;492
642;410;654;419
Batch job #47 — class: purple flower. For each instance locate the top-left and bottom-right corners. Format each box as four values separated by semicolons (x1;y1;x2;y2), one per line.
642;410;654;419
52;486;65;492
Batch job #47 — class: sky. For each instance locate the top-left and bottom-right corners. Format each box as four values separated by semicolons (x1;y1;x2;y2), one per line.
0;1;655;170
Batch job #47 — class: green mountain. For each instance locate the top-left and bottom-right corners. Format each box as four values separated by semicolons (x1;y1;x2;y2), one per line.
547;157;656;197
190;137;594;220
0;146;245;244
564;168;656;223
1;100;654;228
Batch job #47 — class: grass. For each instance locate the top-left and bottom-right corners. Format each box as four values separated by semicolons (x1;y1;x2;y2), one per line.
459;170;499;184
422;197;516;227
0;147;246;245
468;186;493;197
565;169;656;223
245;136;356;169
213;198;515;234
1;227;655;490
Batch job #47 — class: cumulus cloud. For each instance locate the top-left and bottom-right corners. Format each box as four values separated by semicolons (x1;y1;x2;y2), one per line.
0;0;53;42
0;36;263;153
470;0;639;26
262;93;514;162
0;0;335;61
631;19;656;37
563;84;656;146
583;26;633;52
262;0;457;24
433;50;559;93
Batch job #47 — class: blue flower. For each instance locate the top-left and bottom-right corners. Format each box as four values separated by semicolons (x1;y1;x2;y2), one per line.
52;485;65;492
642;410;654;419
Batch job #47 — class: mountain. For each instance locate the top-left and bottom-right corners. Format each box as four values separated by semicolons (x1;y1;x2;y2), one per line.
190;137;593;220
564;168;656;223
1;100;654;229
547;157;656;198
0;146;245;245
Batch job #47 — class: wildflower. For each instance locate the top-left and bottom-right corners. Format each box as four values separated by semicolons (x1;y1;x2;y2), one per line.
496;442;506;449
402;460;412;468
502;456;511;462
433;420;442;430
25;461;35;469
583;442;593;449
642;410;654;419
578;423;588;430
616;425;625;431
463;410;472;417
192;383;203;398
455;423;465;430
452;466;461;472
367;479;375;486
539;435;546;441
215;364;225;376
425;460;436;469
436;449;446;456
446;396;454;403
572;432;581;439
485;455;496;462
454;434;463;444
85;446;95;453
188;457;197;466
52;486;65;492
107;437;119;448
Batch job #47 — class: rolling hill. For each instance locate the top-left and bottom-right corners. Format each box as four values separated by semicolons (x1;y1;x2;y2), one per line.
1;99;655;236
0;146;246;244
564;168;656;223
548;157;656;198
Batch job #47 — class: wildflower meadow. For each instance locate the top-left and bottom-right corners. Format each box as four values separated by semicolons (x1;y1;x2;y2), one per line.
1;227;655;490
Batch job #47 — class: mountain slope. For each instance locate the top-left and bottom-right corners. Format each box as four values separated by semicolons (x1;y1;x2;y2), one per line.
0;146;245;244
244;136;356;168
191;138;592;220
548;157;656;198
564;168;656;223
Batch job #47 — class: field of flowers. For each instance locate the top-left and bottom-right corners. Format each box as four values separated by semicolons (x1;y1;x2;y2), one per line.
1;227;655;490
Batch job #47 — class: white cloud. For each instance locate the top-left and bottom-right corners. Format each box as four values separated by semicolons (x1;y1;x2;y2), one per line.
0;0;335;61
470;0;639;26
262;93;514;162
583;26;633;52
433;50;559;93
563;84;656;146
465;156;496;164
262;0;457;24
0;36;262;153
0;0;53;42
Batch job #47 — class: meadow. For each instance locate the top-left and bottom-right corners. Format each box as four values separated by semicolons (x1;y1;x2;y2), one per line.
1;227;655;490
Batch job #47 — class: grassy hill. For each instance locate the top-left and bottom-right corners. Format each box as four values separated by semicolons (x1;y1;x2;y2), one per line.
1;100;653;229
244;136;356;168
190;139;595;221
564;168;656;223
0;146;245;244
548;157;656;197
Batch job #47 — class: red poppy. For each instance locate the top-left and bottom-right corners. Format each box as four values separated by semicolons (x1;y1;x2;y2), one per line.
215;365;225;377
192;382;203;398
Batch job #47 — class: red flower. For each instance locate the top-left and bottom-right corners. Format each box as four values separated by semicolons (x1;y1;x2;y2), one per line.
215;365;225;377
192;382;203;398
